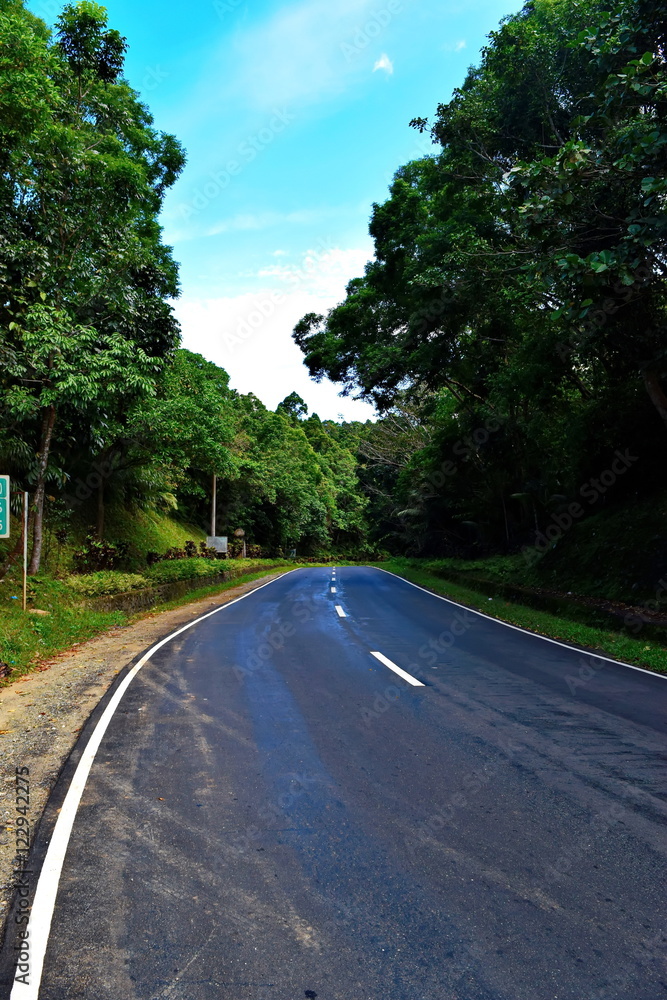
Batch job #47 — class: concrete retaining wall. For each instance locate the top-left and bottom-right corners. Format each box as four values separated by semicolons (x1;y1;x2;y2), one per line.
90;564;283;614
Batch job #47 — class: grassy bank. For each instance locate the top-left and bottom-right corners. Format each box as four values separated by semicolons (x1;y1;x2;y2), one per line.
419;491;667;605
379;558;667;676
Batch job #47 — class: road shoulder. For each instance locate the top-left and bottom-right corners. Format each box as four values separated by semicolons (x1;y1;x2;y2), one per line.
0;570;291;937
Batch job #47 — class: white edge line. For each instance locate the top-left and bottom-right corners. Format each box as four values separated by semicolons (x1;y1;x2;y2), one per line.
335;605;346;618
9;570;297;1000
371;567;667;680
370;650;424;687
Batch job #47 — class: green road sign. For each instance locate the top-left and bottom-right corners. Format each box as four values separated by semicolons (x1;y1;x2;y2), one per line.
0;476;9;538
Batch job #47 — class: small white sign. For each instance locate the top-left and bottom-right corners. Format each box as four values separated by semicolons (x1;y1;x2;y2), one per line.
206;536;228;553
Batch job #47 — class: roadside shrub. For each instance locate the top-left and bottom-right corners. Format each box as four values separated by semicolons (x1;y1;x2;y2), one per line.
162;546;186;560
66;571;148;597
72;534;129;573
147;558;226;584
146;557;284;584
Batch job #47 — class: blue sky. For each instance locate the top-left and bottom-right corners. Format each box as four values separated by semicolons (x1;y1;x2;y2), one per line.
30;0;520;420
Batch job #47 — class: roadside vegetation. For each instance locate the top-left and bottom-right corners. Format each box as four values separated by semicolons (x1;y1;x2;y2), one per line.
380;559;667;676
1;0;665;679
295;0;667;587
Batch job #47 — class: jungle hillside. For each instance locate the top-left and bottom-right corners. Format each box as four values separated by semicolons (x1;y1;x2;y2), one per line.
0;0;666;633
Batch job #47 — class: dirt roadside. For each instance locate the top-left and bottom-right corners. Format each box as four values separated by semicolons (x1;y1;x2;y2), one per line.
0;570;290;937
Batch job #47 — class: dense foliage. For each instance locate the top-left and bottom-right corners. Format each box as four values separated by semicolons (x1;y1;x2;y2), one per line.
294;0;667;558
0;1;371;571
3;0;666;581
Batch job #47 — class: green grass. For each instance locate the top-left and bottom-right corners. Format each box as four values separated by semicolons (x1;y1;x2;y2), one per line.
379;558;667;676
102;506;206;567
65;571;149;596
8;549;663;688
0;507;208;577
145;557;287;585
0;577;127;683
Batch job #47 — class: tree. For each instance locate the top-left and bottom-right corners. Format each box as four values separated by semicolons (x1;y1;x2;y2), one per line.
276;392;308;421
292;0;666;555
2;304;156;571
0;1;185;570
506;0;667;431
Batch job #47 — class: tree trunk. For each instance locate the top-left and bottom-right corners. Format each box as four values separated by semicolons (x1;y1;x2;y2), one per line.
28;404;56;575
501;493;510;545
642;368;667;433
97;475;105;539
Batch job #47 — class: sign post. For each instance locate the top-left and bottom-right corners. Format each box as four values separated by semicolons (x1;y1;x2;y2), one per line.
0;476;9;539
23;492;28;611
211;473;217;538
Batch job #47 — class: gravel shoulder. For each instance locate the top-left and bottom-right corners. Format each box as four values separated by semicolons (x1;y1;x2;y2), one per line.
0;570;291;938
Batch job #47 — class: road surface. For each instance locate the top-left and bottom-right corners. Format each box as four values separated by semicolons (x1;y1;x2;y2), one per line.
2;566;666;999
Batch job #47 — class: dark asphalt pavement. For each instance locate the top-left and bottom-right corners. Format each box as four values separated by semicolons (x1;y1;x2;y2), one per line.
2;566;666;999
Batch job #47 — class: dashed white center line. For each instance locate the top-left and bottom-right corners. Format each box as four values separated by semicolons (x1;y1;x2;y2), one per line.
370;651;424;687
331;587;337;593
335;605;347;618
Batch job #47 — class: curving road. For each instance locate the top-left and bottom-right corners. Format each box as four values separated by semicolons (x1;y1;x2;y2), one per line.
2;566;666;1000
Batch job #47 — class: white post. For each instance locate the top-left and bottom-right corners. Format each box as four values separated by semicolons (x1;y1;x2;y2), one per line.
22;491;28;611
211;474;217;538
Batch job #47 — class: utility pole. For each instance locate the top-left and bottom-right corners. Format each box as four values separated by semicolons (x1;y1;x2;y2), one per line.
211;474;217;538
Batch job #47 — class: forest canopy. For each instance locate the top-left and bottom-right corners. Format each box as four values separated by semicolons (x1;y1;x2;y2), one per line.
1;0;666;577
294;0;667;557
0;1;370;570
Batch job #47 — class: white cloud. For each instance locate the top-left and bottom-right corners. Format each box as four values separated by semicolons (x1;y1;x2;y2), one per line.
205;207;338;238
171;243;377;421
443;39;467;52
373;53;394;75
232;0;383;109
255;245;371;296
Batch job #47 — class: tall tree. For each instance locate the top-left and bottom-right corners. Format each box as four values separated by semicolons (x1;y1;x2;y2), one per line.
0;1;185;570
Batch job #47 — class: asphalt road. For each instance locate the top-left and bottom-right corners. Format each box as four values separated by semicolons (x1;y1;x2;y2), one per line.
2;566;666;1000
